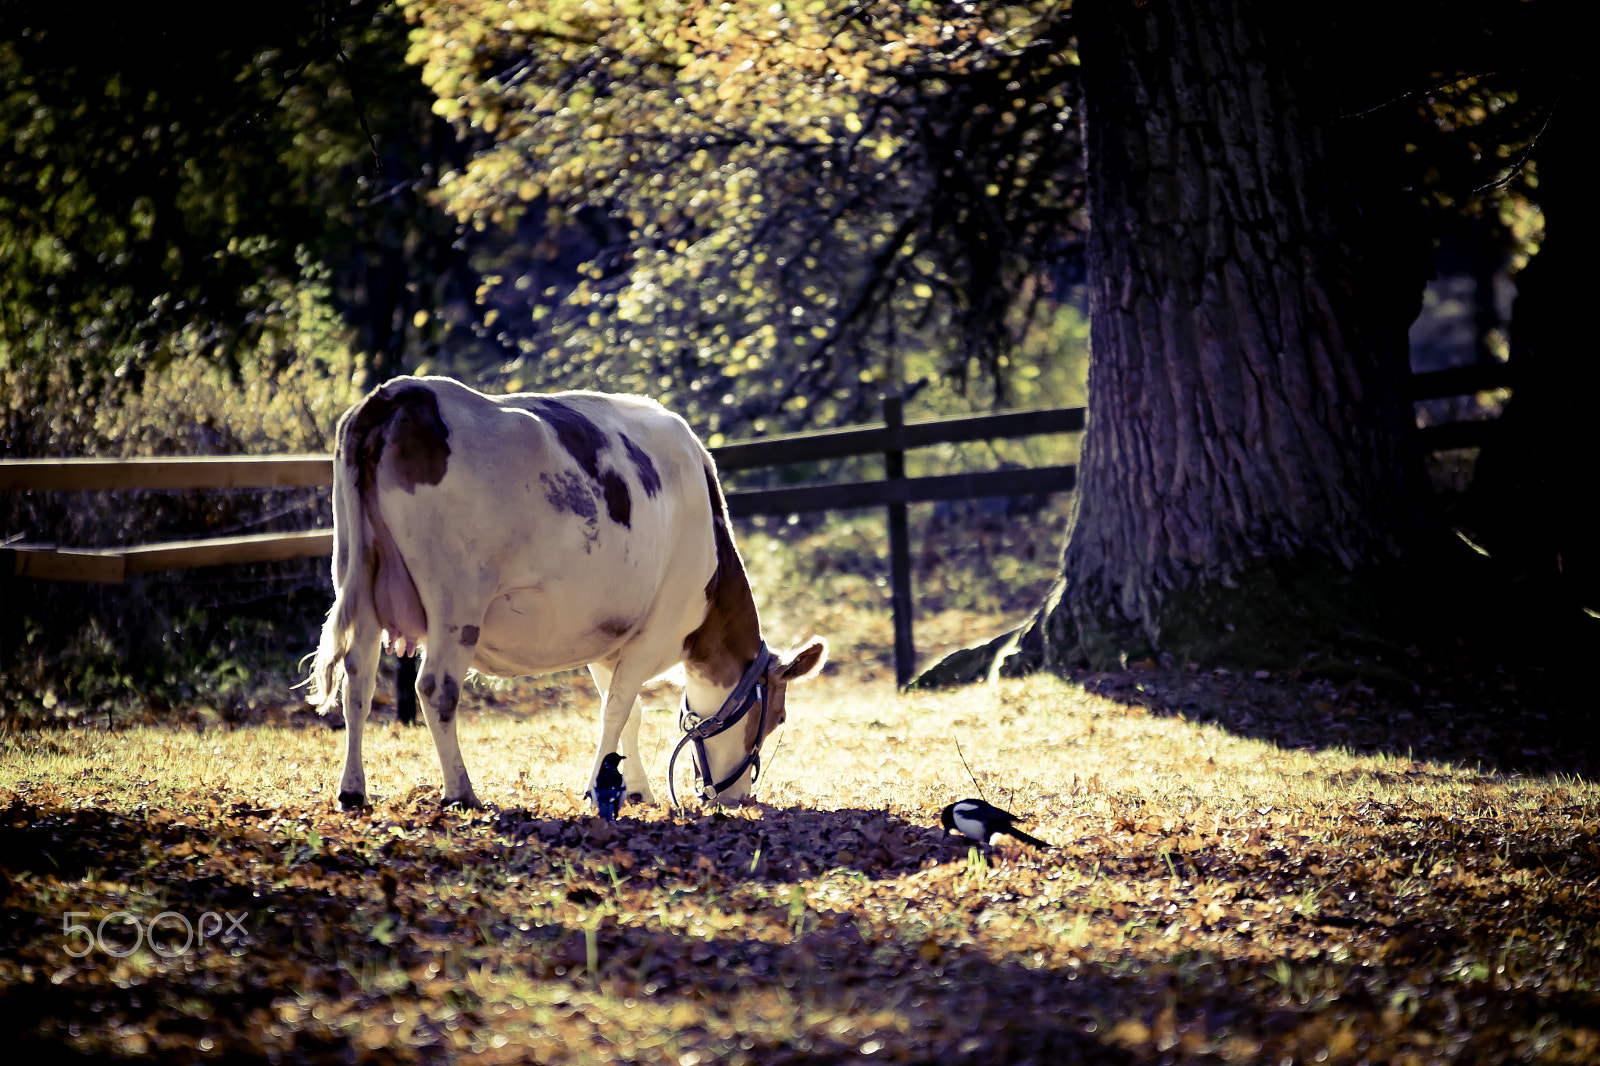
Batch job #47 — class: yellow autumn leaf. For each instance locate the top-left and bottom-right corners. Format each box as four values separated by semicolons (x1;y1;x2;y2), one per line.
1109;1019;1151;1046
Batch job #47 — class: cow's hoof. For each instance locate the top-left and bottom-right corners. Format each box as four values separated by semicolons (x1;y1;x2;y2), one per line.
338;791;368;810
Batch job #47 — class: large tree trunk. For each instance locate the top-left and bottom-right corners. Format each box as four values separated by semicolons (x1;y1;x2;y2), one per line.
1008;0;1430;672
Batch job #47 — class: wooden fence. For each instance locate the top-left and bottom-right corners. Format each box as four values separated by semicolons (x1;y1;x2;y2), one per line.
0;398;1081;685
0;362;1513;684
716;395;1080;684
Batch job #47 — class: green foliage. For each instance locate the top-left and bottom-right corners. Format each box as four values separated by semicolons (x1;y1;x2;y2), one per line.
404;0;1087;433
0;0;484;402
2;269;362;462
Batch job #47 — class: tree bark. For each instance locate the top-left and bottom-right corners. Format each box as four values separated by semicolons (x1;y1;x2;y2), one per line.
1008;0;1430;670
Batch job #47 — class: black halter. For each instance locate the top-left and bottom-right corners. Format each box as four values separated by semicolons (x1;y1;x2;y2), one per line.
668;643;772;806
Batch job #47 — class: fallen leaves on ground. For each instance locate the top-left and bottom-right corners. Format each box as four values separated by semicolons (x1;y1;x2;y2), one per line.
1;668;1597;1064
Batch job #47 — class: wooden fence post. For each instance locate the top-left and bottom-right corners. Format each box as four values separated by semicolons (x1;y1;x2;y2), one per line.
0;548;14;672
883;394;915;688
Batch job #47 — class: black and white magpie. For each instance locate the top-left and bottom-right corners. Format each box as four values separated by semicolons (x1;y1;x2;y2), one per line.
595;752;627;821
940;798;1053;848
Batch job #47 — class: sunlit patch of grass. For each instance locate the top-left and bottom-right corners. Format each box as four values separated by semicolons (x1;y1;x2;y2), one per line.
6;660;1592;826
4;568;1597;1062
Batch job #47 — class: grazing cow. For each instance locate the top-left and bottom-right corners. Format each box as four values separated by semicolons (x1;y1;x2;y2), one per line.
306;376;827;809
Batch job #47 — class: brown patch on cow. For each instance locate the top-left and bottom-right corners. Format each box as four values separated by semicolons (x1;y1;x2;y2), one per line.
742;682;778;752
343;381;451;495
417;672;461;725
436;676;460;725
743;639;826;749
540;471;600;547
390;405;450;490
342;650;362;682
459;624;480;647
683;463;761;687
526;397;608;481
596;618;632;639
540;471;597;519
621;434;662;497
600;470;632;526
333;380;442;647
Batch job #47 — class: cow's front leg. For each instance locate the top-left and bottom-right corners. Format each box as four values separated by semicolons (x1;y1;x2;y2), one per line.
587;663;656;806
618;695;657;805
337;629;382;809
585;659;646;809
417;630;482;809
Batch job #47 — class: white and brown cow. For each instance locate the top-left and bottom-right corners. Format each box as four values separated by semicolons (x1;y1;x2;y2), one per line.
306;376;826;809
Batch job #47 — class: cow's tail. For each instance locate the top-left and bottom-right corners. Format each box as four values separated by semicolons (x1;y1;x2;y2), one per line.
304;404;373;714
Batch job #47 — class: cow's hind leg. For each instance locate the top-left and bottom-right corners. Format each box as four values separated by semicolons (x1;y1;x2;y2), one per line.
416;626;482;808
587;663;656;805
337;621;383;809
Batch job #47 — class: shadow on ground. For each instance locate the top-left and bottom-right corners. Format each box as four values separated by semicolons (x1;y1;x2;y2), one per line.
1065;643;1597;778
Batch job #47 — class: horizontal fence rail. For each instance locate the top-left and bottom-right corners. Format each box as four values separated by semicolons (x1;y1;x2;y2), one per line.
712;407;1086;472
724;465;1077;518
8;530;334;585
0;409;1091;492
0;363;1502;494
0;455;336;492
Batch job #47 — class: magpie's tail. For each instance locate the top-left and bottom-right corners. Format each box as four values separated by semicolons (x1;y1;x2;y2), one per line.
1003;825;1053;849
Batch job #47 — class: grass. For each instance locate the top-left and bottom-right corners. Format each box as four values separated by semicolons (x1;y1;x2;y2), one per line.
3;646;1598;1063
1;507;1596;1063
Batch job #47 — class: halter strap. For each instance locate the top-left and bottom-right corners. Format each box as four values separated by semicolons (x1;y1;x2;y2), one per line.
668;643;772;806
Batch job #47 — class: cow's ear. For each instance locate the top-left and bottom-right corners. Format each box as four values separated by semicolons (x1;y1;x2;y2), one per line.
775;637;827;682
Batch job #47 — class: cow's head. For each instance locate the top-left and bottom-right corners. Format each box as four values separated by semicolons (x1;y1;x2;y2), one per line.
694;637;827;803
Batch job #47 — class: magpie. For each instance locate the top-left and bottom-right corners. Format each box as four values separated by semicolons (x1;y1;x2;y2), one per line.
595;752;627;821
940;798;1053;848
